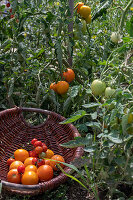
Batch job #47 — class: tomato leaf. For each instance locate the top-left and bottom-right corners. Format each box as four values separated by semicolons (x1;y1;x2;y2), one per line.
122;114;128;134
82;103;101;109
92;0;113;21
70;86;80;98
60;136;90;148
59;110;86;124
107;132;123;144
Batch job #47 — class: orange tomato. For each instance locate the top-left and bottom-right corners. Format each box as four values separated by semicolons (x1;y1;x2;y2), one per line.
25;165;37;173
45;149;54;159
9;161;24;170
21;171;39;185
24;157;34;167
85;15;91;24
63;68;75;83
50;155;65;171
37;165;53;182
45;159;51;166
79;5;91;19
56;81;69;95
7;169;21;184
50;82;57;92
14;149;29;162
75;2;84;13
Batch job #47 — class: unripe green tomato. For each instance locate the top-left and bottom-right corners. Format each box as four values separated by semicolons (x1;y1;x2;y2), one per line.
110;32;121;43
81;19;87;34
127;126;133;135
128;113;133;124
105;87;115;98
91;79;106;96
73;30;80;40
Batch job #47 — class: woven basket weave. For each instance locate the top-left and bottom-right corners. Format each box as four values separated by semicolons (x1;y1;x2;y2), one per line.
0;107;83;196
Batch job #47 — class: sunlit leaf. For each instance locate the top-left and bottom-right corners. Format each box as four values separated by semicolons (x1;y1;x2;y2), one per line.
60;110;86;124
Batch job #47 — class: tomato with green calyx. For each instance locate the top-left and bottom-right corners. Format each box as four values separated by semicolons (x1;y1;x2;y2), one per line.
39;152;46;159
111;32;121;43
63;68;75;83
105;87;115;98
79;5;91;19
75;2;84;13
91;79;106;96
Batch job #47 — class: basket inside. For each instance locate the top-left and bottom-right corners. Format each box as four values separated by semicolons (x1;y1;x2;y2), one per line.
0;107;83;195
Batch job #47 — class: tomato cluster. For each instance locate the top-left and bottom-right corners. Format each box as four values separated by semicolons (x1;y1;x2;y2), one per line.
50;68;75;95
6;139;65;185
75;2;91;24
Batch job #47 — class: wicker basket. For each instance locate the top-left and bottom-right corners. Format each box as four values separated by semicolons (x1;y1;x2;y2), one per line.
0;107;83;196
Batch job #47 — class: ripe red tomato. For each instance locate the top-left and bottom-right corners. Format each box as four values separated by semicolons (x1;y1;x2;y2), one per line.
50;82;57;92
42;143;47;152
6;3;10;7
10;15;14;19
37;159;45;167
32;157;38;165
7;158;15;166
29;150;38;158
63;68;75;83
35;146;43;155
17;165;25;174
31;138;38;145
34;141;42;147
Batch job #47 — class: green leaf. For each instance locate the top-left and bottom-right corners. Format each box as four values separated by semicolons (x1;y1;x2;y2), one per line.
57;165;89;191
92;0;113;21
70;86;80;98
59;110;86;124
124;136;133;151
1;39;12;51
126;16;133;37
84;145;96;153
107;132;123;144
63;97;71;112
8;78;14;97
85;122;101;129
0;182;2;194
82;103;101;109
55;40;62;69
122;114;128;134
60;136;90;148
90;112;97;120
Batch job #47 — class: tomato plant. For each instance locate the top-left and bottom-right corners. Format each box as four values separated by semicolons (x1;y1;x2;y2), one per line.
0;0;133;198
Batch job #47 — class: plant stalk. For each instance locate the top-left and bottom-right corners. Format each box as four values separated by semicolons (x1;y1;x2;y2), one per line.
119;0;133;33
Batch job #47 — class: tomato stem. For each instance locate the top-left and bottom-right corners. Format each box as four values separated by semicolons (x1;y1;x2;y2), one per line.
119;0;133;33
